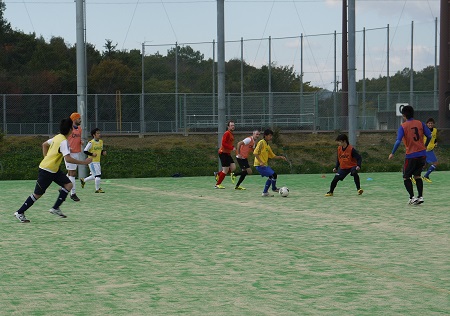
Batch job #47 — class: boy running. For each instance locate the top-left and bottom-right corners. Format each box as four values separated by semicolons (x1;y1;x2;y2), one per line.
80;128;107;193
253;129;287;197
65;112;83;201
14;118;92;222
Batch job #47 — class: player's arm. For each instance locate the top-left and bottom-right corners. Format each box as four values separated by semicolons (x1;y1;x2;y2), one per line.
42;139;51;157
352;148;362;170
388;126;404;159
236;140;244;158
83;142;97;157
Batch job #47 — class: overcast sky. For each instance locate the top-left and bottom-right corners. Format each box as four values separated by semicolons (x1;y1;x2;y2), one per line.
3;0;441;90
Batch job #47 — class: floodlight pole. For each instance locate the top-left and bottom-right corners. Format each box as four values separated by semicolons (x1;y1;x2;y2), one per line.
217;0;226;156
347;0;357;145
76;0;88;178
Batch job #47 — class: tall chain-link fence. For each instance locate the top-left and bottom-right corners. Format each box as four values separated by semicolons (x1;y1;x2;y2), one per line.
0;91;438;135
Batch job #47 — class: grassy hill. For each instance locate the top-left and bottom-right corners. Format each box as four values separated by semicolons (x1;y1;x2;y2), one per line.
0;131;448;180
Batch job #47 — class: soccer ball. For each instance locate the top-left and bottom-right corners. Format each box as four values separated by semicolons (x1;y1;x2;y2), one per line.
279;186;289;197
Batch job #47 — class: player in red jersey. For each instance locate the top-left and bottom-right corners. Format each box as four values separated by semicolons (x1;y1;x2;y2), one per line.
388;105;431;205
214;121;236;189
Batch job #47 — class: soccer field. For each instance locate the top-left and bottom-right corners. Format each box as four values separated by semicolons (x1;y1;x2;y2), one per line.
1;172;449;315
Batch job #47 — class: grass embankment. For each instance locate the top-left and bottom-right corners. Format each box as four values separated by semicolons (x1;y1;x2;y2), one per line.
0;132;448;180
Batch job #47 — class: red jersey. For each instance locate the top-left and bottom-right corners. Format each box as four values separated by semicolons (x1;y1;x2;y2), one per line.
401;120;426;155
68;125;82;153
337;145;358;169
218;130;234;154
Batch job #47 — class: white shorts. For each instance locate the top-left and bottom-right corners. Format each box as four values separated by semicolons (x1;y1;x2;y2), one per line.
88;162;102;177
65;152;84;171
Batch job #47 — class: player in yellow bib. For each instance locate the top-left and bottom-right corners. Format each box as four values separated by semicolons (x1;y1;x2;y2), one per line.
253;129;287;197
14;118;92;223
422;118;439;183
80;128;107;193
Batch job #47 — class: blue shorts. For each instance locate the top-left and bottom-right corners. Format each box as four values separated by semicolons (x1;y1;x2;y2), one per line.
426;151;437;164
256;166;275;177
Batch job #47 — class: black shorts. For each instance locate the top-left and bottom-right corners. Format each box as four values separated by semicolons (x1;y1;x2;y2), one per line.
34;168;71;195
403;156;426;179
335;166;359;180
237;157;250;170
218;153;235;167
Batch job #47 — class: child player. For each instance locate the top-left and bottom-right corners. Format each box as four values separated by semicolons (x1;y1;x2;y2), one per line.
234;130;260;190
80;128;107;193
325;134;363;197
422;118;438;183
253;129;287;197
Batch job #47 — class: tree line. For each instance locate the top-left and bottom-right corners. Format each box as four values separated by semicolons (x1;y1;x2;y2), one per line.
0;2;437;95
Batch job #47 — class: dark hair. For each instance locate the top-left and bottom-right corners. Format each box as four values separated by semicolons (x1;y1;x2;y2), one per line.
263;129;273;136
227;120;235;127
426;117;435;124
91;128;100;137
335;134;349;144
401;105;414;119
59;118;73;135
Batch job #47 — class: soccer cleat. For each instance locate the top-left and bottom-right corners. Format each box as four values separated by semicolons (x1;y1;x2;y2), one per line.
261;192;273;197
214;172;219;182
70;194;80;202
80;178;85;189
272;188;279;193
214;184;225;189
410;177;416;184
95;188;105;193
230;172;236;184
422;176;432;183
408;197;418;205
14;212;30;223
235;186;246;190
357;189;364;195
325;192;333;197
415;196;424;205
49;208;67;218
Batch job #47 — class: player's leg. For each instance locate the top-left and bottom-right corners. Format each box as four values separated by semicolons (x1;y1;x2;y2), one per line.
235;159;249;189
49;171;72;217
325;169;348;196
216;154;231;187
350;167;363;195
423;151;437;182
403;158;418;204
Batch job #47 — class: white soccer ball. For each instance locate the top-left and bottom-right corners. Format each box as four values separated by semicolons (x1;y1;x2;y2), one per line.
279;186;289;197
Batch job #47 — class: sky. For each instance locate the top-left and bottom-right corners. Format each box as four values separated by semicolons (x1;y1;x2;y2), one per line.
3;0;441;90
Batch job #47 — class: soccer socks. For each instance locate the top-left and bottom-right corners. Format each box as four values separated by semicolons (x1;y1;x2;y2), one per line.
424;165;436;178
263;179;271;193
53;187;69;210
353;173;361;190
415;177;424;197
84;175;95;182
404;178;415;198
329;176;339;193
216;171;226;185
68;175;76;194
235;171;247;187
17;194;37;214
271;178;277;191
95;177;101;190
